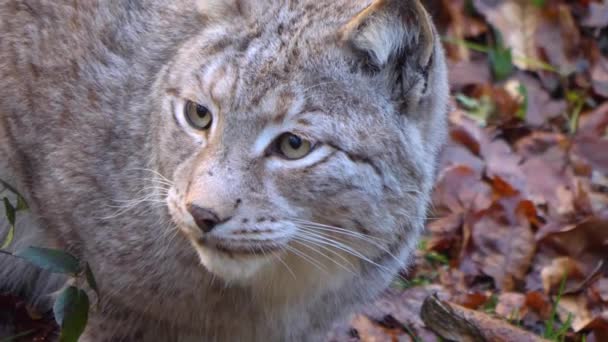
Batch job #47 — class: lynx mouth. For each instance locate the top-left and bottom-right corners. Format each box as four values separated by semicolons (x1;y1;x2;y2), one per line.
187;235;281;282
195;236;284;257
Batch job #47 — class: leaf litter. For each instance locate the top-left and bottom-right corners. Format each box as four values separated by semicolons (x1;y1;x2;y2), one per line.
332;1;608;341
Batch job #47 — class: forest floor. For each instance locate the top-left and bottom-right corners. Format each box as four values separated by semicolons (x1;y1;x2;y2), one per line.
2;1;607;341
330;0;608;341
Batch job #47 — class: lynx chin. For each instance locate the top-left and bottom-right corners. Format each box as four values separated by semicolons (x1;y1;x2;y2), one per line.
0;0;449;340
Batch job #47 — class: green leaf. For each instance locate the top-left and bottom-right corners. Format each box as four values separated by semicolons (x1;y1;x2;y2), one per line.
3;197;16;226
455;93;480;110
516;84;528;120
545;274;569;339
566;90;586;135
531;0;546;8
84;263;100;300
488;30;514;81
489;47;514;81
482;294;499;314
425;251;450;265
1;224;14;249
54;286;75;327
54;286;90;342
2;197;16;249
16;247;81;274
16;196;28;211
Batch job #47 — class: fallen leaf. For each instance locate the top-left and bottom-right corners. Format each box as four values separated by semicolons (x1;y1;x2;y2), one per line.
433;165;493;214
581;3;608;28
595;278;608;302
526;291;553;319
473;0;543;70
448;59;492;89
591;53;608;98
515;74;567;127
495;292;527;319
540;257;582;294
537;215;608;260
557;294;593;332
350;315;402;342
468;213;536;291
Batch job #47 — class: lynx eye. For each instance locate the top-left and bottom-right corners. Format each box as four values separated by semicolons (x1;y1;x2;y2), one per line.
184;101;212;130
276;133;313;160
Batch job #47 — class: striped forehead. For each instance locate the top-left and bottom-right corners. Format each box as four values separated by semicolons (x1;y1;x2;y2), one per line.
197;58;238;107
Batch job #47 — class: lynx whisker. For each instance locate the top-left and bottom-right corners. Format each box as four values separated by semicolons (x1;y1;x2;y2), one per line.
291;218;388;243
284;244;328;274
297;224;406;274
294;227;398;278
128;167;174;185
273;252;297;280
292;235;358;275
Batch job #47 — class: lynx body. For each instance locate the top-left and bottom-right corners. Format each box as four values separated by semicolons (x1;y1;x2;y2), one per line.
0;0;449;340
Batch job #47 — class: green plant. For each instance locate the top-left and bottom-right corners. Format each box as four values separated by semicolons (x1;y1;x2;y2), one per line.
565;90;586;135
1;180;96;342
481;294;498;314
442;36;563;77
403;323;423;342
544;275;573;342
531;0;546;8
515;83;528;120
455;93;495;126
1;179;28;249
488;30;514;81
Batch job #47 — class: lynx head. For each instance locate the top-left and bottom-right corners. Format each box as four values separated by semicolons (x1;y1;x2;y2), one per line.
154;0;448;289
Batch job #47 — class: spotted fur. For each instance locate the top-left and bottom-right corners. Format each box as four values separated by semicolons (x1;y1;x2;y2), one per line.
0;0;449;340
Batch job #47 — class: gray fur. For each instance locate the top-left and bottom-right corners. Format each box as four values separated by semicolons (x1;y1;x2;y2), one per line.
0;0;449;341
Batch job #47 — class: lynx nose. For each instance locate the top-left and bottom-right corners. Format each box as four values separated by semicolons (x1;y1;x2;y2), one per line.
187;204;220;233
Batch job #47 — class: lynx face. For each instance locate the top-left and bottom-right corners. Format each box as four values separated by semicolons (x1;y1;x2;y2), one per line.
156;0;449;285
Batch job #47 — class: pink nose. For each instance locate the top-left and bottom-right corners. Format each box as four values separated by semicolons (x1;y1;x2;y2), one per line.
187;204;220;233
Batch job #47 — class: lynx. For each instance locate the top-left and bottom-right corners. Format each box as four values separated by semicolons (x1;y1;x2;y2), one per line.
0;0;449;340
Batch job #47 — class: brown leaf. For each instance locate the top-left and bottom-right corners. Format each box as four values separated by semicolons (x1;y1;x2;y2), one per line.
441;0;488;61
426;213;463;253
467;213;536;291
526;291;553;319
350;315;402;342
557;294;594;332
439;143;485;175
518;145;578;219
448;59;492;89
591;53;608;98
539;257;582;294
433;165;493;214
359;286;448;342
573;135;608;175
537;215;608;260
450;127;481;156
534;4;581;74
578;102;608;138
516;74;567;127
473;0;543;71
581;2;608;28
483;138;526;191
595;278;608;302
453;292;489;310
495;292;527;319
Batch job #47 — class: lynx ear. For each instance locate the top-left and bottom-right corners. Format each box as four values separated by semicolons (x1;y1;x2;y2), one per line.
341;0;434;70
